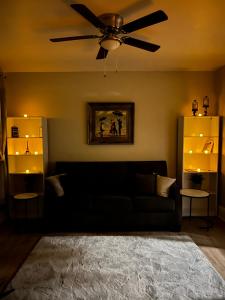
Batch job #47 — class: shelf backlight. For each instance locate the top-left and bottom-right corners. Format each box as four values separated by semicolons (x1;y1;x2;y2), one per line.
24;114;28;118
15;151;19;155
25;169;30;174
199;133;203;137
189;150;193;154
25;134;29;138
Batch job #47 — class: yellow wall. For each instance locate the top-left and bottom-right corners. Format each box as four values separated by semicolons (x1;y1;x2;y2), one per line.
5;71;217;177
217;67;225;207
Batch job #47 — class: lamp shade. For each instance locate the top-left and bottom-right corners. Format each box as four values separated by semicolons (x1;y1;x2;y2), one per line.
100;38;120;51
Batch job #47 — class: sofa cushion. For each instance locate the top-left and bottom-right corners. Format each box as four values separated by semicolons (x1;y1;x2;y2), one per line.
46;174;66;197
92;195;133;212
133;195;175;212
156;175;176;197
135;173;156;195
67;193;93;211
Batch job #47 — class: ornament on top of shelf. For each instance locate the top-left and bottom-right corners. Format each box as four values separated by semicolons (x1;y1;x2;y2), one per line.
203;96;209;116
192;99;198;116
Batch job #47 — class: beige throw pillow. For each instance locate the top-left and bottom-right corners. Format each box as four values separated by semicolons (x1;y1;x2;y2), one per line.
157;175;176;197
46;174;65;197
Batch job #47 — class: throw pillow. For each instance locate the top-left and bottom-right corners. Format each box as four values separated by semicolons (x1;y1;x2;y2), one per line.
135;173;156;195
156;175;176;197
46;174;66;197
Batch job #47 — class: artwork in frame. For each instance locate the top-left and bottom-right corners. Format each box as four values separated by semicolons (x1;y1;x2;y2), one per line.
88;102;134;144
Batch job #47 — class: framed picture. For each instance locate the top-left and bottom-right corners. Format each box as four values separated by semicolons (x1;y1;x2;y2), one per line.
88;102;134;144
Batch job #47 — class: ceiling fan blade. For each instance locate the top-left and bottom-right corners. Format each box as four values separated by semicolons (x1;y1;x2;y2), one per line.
71;4;105;30
50;35;100;42
96;47;108;59
121;10;168;33
122;37;160;52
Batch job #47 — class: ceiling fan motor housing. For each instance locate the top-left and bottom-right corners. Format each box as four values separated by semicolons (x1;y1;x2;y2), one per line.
99;14;123;33
98;13;123;50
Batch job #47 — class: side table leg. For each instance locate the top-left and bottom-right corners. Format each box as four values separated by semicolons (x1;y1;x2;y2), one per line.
207;196;210;218
200;196;212;230
206;196;213;230
189;197;192;219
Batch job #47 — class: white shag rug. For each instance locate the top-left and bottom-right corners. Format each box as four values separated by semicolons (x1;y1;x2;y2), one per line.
6;234;225;300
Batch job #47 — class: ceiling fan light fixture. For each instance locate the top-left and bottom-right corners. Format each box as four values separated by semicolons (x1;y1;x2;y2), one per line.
100;37;121;51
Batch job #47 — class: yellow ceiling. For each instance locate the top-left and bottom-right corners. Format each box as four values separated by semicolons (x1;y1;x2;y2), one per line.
0;0;225;72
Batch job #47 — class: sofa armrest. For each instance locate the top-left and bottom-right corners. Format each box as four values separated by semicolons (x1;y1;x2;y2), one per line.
168;182;182;224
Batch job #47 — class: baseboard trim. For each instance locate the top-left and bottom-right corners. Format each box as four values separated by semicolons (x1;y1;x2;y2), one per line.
218;205;225;221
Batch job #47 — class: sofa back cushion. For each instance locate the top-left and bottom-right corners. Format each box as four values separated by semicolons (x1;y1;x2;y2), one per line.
135;173;156;195
56;161;168;196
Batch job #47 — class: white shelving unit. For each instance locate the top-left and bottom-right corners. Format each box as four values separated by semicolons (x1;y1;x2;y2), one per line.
7;116;48;218
177;116;220;216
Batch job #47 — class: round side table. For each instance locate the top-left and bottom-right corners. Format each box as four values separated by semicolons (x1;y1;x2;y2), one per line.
13;193;39;219
180;188;211;229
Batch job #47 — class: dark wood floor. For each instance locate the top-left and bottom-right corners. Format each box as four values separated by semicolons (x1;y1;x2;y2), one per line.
0;217;225;294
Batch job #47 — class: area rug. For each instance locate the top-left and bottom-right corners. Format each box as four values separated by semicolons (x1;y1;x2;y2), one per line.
6;234;225;299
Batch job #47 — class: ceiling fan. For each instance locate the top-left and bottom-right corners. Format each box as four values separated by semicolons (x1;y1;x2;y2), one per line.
50;4;168;59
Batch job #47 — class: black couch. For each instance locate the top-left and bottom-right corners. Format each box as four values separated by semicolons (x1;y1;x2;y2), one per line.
45;161;182;231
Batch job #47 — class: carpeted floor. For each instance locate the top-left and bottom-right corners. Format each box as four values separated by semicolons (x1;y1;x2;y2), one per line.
6;234;225;299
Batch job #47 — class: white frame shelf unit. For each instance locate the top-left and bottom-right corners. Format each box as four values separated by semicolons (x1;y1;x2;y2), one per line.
6;116;48;219
177;116;220;217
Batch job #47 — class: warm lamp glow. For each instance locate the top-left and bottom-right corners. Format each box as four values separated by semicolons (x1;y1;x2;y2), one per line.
25;169;30;173
15;151;19;155
100;37;120;50
24;114;28;118
204;150;209;154
199;133;203;137
25;134;29;138
189;150;193;154
34;151;38;155
197;168;201;172
198;113;202;117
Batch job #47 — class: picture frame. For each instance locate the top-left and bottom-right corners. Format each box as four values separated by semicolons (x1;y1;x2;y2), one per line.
88;102;134;144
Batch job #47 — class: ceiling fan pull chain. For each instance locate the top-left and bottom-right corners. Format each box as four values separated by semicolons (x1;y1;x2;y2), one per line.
104;56;107;78
115;53;119;73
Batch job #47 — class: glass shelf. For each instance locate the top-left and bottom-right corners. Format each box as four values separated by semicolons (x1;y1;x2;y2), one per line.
184;136;219;138
8;154;43;156
184;169;217;173
8;137;43;139
184;152;218;155
9;172;44;175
